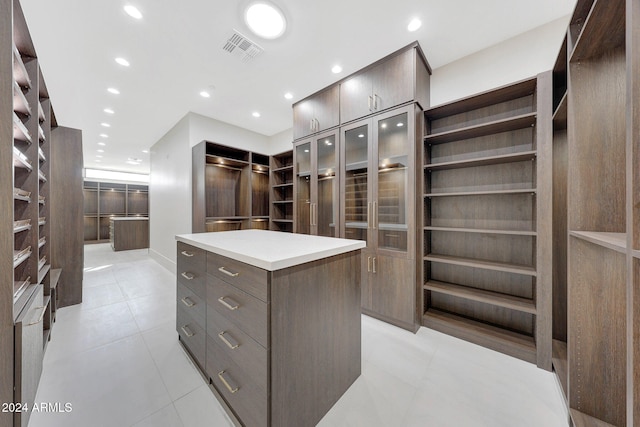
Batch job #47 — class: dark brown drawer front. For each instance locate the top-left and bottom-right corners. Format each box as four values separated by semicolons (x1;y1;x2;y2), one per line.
177;261;206;300
207;252;269;302
177;241;206;271
177;303;206;369
207;275;268;348
207;338;268;427
206;303;267;391
177;282;205;327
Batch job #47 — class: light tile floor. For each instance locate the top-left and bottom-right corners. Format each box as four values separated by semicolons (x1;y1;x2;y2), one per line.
30;244;569;427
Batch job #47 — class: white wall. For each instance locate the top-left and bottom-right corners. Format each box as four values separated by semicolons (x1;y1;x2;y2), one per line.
268;128;294;155
149;115;191;273
188;112;269;153
430;16;570;107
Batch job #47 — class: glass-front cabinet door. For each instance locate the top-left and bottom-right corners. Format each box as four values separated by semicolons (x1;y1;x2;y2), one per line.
295;142;311;234
315;132;338;237
341;122;371;246
373;108;413;255
294;130;339;236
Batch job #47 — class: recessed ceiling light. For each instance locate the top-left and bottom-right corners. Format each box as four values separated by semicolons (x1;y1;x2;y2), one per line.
115;57;130;67
101;123;111;128
244;1;287;40
100;134;108;138
200;91;211;98
97;149;105;153
98;142;106;146
252;112;261;118
95;159;102;163
107;88;120;95
397;122;404;127
104;108;115;114
331;65;342;74
358;134;364;138
96;154;103;158
124;5;143;20
407;18;422;32
142;150;149;153
284;92;293;100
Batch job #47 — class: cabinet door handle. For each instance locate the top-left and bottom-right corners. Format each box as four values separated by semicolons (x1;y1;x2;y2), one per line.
218;296;240;311
313;203;317;226
373;201;377;230
374;93;379;110
218;266;239;277
218;371;239;394
181;272;195;281
181;250;194;257
181;325;195;337
181;297;195;308
310;119;313;131
368;95;373;112
372;257;377;274
27;306;47;326
367;256;371;272
367;202;372;229
218;331;239;349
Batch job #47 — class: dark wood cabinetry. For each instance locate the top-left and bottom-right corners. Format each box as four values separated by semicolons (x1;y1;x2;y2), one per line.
550;0;639;425
1;1;83;425
270;150;293;233
294;129;339;237
176;237;361;427
340;45;430;125
421;75;553;368
83;181;148;242
292;85;339;140
110;218;149;251
192;141;270;233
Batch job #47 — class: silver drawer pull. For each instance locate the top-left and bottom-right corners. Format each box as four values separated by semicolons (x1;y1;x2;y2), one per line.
218;296;239;311
181;297;195;308
181;250;194;257
218;371;239;394
181;272;195;280
27;306;47;326
218;266;239;277
218;331;239;349
181;325;195;337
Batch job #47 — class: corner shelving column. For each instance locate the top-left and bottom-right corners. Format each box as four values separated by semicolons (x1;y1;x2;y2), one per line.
269;150;294;232
421;74;553;368
250;152;270;230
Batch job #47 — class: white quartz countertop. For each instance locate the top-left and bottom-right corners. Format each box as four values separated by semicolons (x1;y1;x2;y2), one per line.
175;229;365;271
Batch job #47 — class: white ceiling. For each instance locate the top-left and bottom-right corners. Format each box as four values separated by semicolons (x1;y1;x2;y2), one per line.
20;0;576;174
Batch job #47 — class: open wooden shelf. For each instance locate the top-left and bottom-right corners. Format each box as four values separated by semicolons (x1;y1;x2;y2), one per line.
13;146;32;170
570;0;625;62
205;154;249;168
425;150;536;171
423;309;536;363
425;188;536;198
552;339;568;400
425;253;536;277
13;247;32;268
12;44;31;88
38;102;45;122
272;165;293;172
569;231;627;253
13;80;31;116
13;219;31;233
553;93;567;131
13;112;31;143
426;78;536;119
50;268;61;290
424;280;536;314
425;226;536;236
272;219;293;223
424;113;536;145
570;409;617;427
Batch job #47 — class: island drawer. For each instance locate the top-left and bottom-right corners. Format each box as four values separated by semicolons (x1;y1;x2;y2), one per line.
207;252;269;302
177;263;206;300
177;303;206;369
177;241;206;271
177;282;205;328
206;302;267;391
207;338;268;427
207;275;268;348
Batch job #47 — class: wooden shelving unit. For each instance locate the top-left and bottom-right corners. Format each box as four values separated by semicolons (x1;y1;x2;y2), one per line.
270;150;293;232
83;181;148;243
421;74;553;369
192;141;270;233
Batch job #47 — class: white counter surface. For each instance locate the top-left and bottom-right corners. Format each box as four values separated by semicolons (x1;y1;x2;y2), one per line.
175;229;365;271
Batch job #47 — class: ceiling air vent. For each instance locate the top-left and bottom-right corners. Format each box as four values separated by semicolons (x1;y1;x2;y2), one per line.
223;30;264;62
